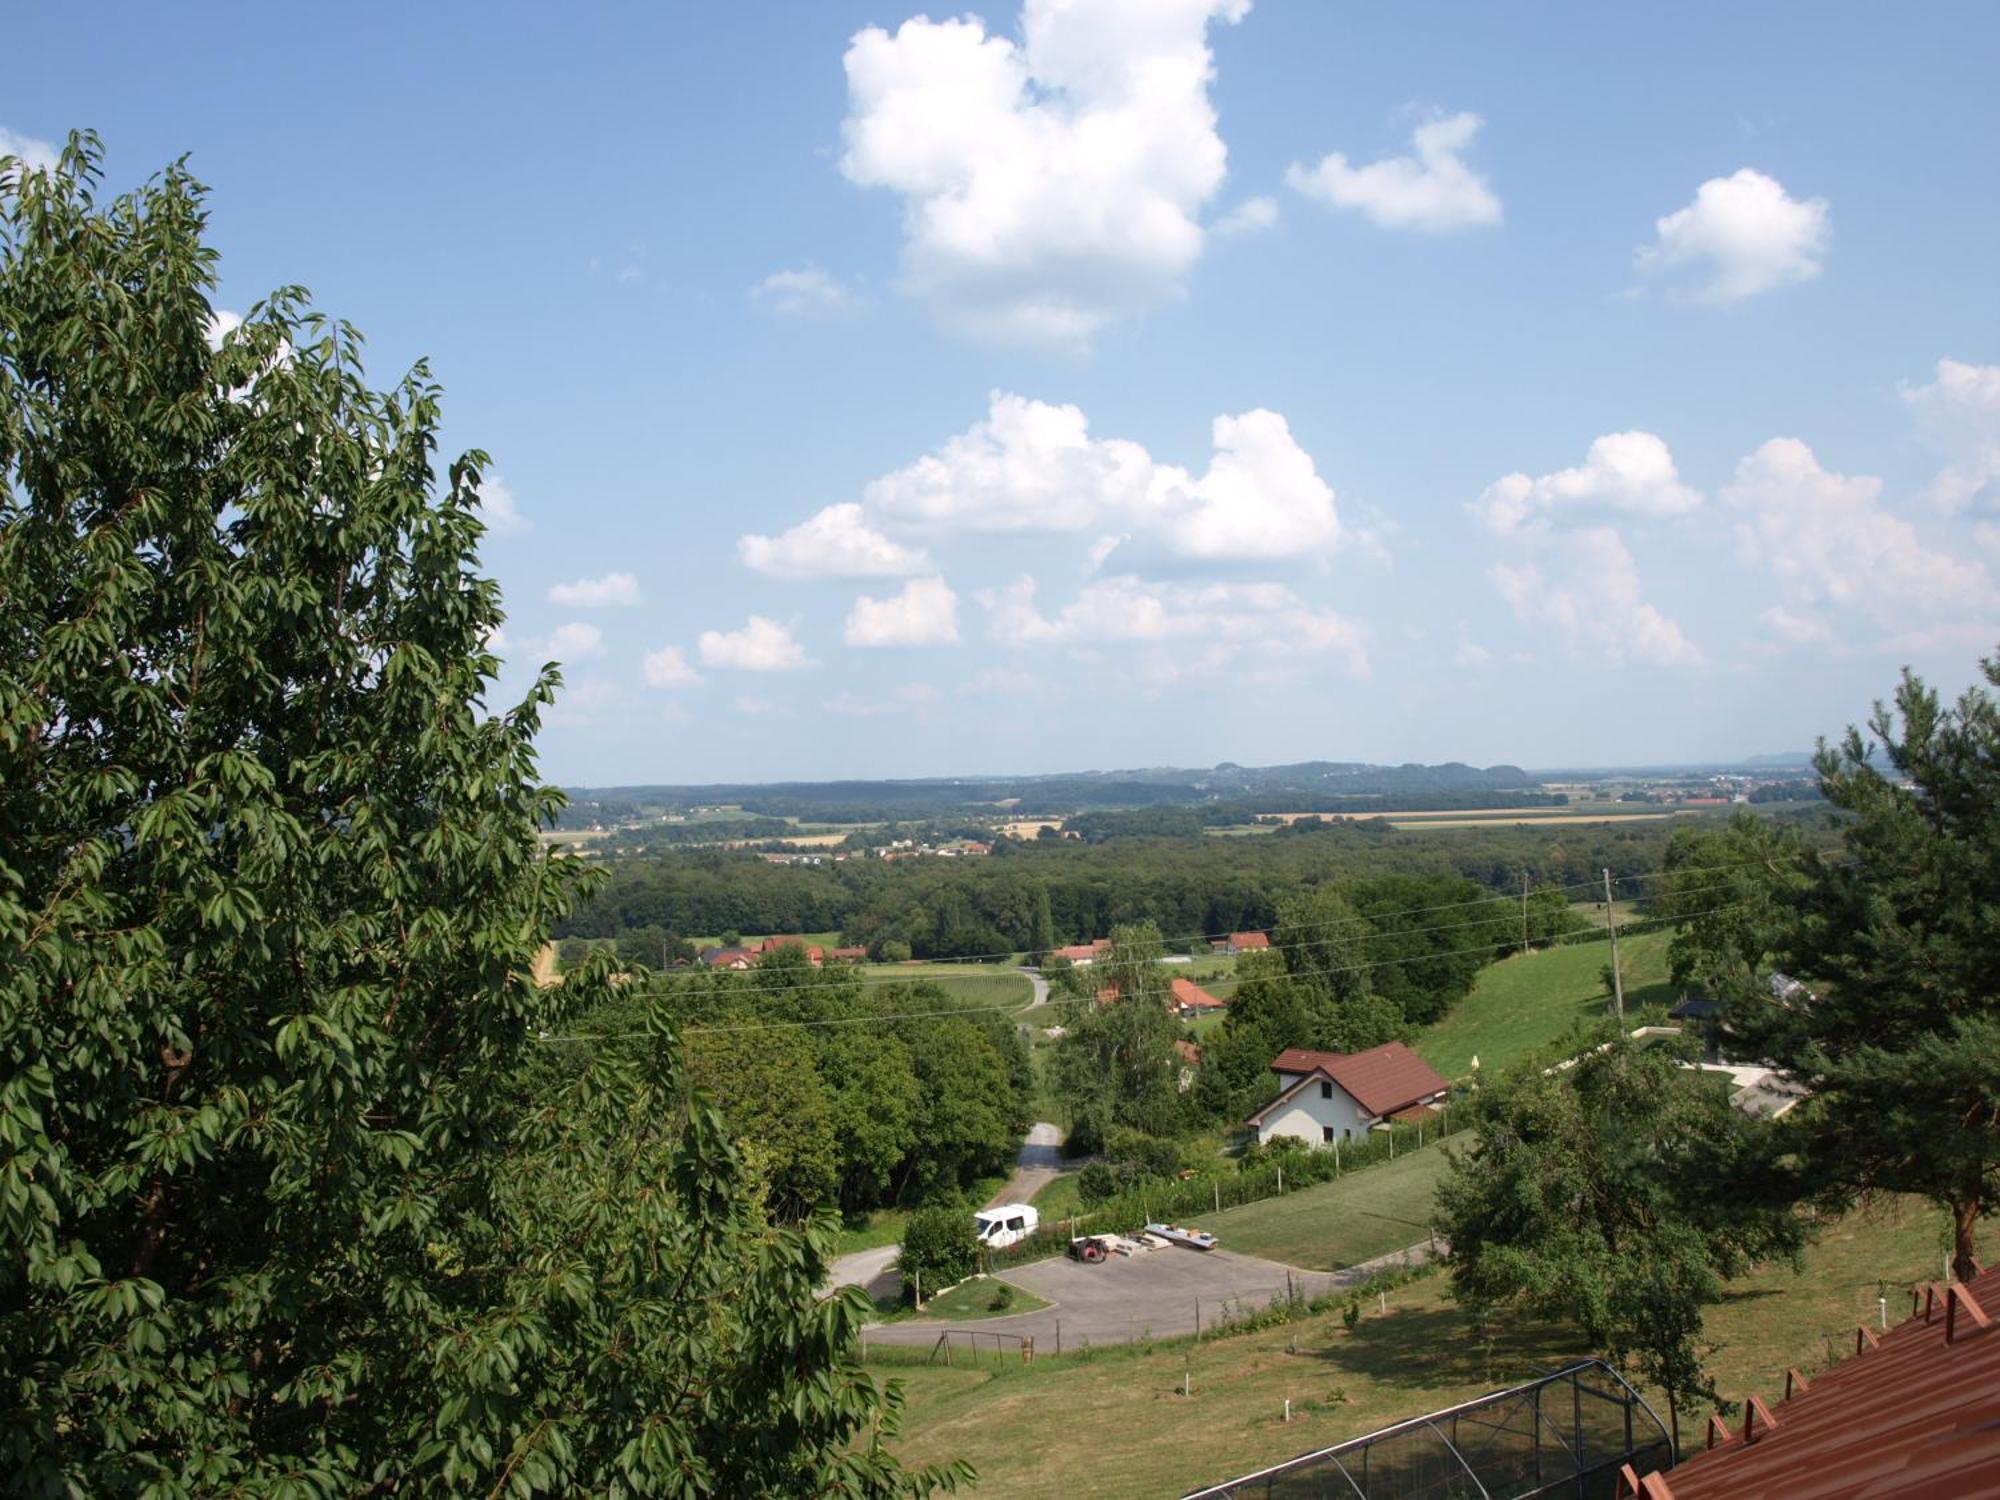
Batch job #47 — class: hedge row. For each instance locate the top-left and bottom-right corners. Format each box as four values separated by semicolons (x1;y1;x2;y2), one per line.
983;1105;1467;1273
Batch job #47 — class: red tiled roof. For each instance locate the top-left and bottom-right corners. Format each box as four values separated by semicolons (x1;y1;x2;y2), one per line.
1228;931;1270;949
830;946;867;961
1270;1042;1449;1118
1054;941;1108;961
1641;1258;2000;1498
1172;977;1226;1011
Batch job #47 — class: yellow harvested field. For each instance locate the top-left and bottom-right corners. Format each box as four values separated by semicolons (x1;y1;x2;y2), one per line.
1254;809;1680;828
999;819;1064;839
1378;813;1677;829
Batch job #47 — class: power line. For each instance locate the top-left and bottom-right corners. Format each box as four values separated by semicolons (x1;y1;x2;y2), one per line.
547;872;1761;1015
560;846;1821;981
537;900;1753;1043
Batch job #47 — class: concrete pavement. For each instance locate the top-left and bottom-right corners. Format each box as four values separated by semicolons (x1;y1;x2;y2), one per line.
983;1121;1064;1209
862;1239;1438;1351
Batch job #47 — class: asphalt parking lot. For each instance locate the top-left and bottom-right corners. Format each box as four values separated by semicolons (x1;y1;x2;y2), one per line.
863;1244;1421;1351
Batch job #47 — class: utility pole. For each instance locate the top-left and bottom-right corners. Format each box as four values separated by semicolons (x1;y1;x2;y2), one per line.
1603;868;1625;1022
1519;870;1530;955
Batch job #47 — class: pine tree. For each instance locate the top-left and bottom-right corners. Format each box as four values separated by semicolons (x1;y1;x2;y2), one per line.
1738;655;2000;1280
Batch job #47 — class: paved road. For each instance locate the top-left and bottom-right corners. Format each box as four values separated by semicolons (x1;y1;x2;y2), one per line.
984;1121;1064;1209
827;1117;1065;1294
827;1242;900;1302
1019;965;1050;1009
863;1239;1437;1350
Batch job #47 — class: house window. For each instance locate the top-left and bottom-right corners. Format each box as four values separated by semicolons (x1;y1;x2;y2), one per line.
1320;1080;1333;1100
1322;1126;1335;1144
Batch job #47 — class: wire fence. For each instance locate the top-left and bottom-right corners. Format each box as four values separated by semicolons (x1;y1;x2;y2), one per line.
983;1106;1469;1274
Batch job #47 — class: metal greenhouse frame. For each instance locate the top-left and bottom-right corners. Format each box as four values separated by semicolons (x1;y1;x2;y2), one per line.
1182;1359;1673;1500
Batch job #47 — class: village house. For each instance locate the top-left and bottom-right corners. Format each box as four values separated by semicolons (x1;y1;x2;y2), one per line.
1245;1042;1450;1148
699;945;754;971
1053;939;1112;966
1171;976;1227;1019
1212;931;1270;956
829;946;868;963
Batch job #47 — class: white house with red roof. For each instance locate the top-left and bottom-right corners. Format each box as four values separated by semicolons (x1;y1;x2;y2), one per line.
1212;931;1270;956
1246;1042;1450;1148
1052;939;1111;966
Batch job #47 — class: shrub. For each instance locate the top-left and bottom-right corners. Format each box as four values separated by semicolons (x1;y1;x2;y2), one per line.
1105;1127;1182;1183
1077;1161;1119;1206
899;1206;977;1301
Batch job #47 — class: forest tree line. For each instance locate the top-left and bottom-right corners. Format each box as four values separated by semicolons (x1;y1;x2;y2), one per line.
555;809;1839;958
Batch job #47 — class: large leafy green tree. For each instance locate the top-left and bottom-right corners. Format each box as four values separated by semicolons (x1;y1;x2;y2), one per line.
1437;1041;1807;1454
1729;657;2000;1281
0;137;956;1496
1050;922;1186;1150
1651;810;1811;996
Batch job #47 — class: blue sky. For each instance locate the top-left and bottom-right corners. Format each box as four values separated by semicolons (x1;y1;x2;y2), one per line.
11;1;2000;783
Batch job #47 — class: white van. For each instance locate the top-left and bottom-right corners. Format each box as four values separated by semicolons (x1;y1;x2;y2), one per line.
973;1203;1039;1250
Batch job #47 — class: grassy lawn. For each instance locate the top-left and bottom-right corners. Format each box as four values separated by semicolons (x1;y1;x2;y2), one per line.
833;1206;912;1257
1199;1143;1452;1270
873;1275;1052;1325
877;1266;1588;1497
1416;929;1675;1081
856;962;1032;1012
874;1196;1977;1499
833;1171;1015;1257
1031;1172;1083;1219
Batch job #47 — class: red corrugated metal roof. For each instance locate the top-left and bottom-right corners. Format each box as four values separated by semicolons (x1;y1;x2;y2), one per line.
1171;977;1225;1011
1268;1042;1450;1118
1638;1258;2000;1499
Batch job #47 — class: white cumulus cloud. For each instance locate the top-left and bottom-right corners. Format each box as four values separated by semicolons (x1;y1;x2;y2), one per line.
739;502;931;579
839;0;1248;349
1903;358;2000;513
477;474;531;536
548;571;642;608
844;576;962;648
750;266;861;320
1489;527;1703;667
0;127;59;177
1722;437;1999;647
980;573;1368;676
1473;431;1701;534
1286;111;1501;232
698;615;813;671
544;622;606;663
863;393;1341;560
1638;168;1829;303
1214;195;1279;236
642;645;702;689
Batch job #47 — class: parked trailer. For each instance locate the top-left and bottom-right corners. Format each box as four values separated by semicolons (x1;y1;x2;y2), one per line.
1145;1221;1218;1251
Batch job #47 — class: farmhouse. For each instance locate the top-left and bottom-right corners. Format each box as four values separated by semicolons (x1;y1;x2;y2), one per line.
1212;931;1270;956
1246;1041;1450;1147
699;945;754;971
1053;939;1112;966
1171;977;1226;1019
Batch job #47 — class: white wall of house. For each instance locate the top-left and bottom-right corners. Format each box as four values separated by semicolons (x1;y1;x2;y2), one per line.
1257;1077;1369;1147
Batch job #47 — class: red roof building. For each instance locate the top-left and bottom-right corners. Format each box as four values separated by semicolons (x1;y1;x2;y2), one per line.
1248;1042;1451;1147
1171;977;1227;1017
1053;939;1112;965
1214;931;1270;955
829;946;868;962
1627;1259;2000;1499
